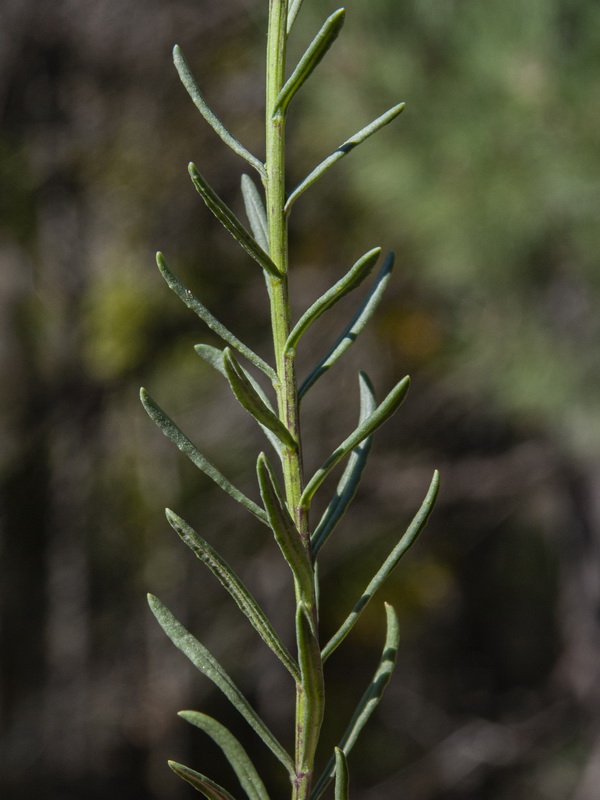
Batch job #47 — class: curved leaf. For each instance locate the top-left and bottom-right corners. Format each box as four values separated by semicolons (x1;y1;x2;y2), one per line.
322;470;439;661
169;761;238;800
156;253;276;382
241;175;269;252
296;602;325;770
285;103;405;211
274;9;346;118
223;348;297;450
285;248;381;354
148;594;294;775
311;373;377;558
256;453;313;601
140;388;268;526
189;163;281;279
195;344;283;460
298;253;395;400
300;373;410;511
173;45;265;177
178;713;271;800
312;604;400;800
166;509;299;681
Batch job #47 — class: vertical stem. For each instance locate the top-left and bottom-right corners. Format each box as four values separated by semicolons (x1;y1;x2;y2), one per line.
264;3;324;798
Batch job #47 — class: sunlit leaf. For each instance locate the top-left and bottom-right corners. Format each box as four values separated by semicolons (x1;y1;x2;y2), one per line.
148;595;294;774
178;713;271;800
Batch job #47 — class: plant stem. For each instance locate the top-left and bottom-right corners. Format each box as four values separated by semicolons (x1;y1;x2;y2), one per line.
265;3;324;797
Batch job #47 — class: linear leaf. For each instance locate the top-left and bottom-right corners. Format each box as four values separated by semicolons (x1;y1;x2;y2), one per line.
189;163;281;279
148;594;294;774
166;509;299;682
195;344;283;460
274;9;346;118
224;348;297;450
178;712;271;800
298;253;395;400
334;749;349;800
241;175;269;253
311;373;377;558
286;0;306;33
322;470;439;661
156;252;276;382
140;388;268;526
256;453;313;600
300;372;410;511
296;602;325;769
173;46;265;177
169;761;238;800
285;104;405;211
312;604;400;800
285;248;381;354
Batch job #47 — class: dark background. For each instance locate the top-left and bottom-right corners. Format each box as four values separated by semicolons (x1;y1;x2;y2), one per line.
1;0;600;798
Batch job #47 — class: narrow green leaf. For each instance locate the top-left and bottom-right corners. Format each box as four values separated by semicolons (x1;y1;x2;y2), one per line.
285;248;381;354
166;509;300;682
334;749;349;800
195;344;283;461
178;713;271;800
241;175;269;253
312;604;400;800
173;45;265;177
296;602;325;769
140;388;268;526
223;349;297;450
286;0;306;33
148;595;294;774
274;9;346;118
169;761;238;800
189;164;281;279
156;252;276;382
256;453;313;601
299;253;395;400
311;373;377;558
285;104;406;212
300;372;410;511
322;470;439;661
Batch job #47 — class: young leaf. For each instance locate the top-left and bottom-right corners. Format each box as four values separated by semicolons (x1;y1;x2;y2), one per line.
296;602;325;771
195;344;283;460
334;749;349;800
223;348;297;450
256;453;313;601
274;9;346;118
286;0;306;33
148;594;295;774
178;712;271;800
311;373;377;558
156;252;277;382
140;388;268;526
285;247;381;354
173;45;265;178
166;509;300;682
189;163;281;279
312;604;400;800
299;253;395;400
241;175;269;253
169;761;238;800
285;103;406;212
300;373;410;511
322;470;440;661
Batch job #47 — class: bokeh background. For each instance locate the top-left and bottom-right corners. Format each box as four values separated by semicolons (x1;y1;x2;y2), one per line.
1;0;599;798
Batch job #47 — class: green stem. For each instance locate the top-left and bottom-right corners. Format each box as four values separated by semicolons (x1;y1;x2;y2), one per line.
265;3;324;798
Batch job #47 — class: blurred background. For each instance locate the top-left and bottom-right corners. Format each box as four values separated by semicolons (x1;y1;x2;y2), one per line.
1;0;599;798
